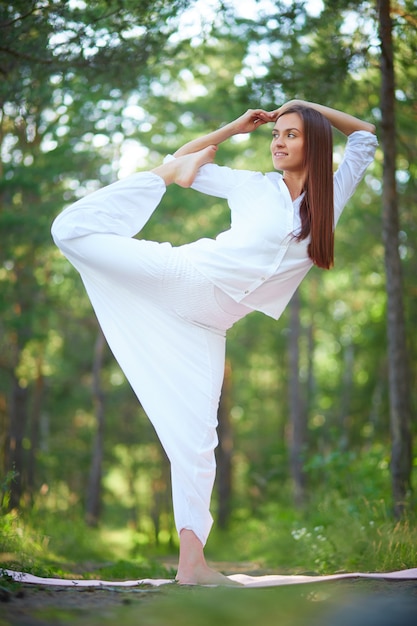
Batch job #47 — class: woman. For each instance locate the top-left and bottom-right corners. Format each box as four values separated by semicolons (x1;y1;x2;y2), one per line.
52;100;377;585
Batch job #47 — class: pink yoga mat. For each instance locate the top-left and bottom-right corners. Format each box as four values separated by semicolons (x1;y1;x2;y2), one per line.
3;568;417;588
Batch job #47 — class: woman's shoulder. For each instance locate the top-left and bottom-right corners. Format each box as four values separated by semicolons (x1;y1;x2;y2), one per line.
265;171;284;183
263;171;285;192
190;162;264;198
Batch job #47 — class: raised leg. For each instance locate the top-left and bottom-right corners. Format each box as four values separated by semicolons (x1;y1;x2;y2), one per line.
152;145;217;187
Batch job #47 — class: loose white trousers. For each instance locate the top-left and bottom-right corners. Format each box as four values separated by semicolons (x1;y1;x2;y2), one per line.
52;173;249;546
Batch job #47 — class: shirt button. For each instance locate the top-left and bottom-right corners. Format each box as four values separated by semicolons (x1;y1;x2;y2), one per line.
244;290;249;294
261;276;266;281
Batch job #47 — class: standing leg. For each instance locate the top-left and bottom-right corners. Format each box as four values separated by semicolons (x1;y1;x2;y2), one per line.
77;273;239;584
177;529;235;585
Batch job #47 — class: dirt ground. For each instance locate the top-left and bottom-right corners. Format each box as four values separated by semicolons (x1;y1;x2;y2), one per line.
2;569;417;626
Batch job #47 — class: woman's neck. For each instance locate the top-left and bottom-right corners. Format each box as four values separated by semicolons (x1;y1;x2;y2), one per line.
282;172;305;201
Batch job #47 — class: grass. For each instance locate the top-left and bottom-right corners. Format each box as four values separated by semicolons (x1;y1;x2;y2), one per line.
0;505;174;584
1;448;417;584
1;456;417;626
205;489;417;576
2;489;416;584
1;483;417;626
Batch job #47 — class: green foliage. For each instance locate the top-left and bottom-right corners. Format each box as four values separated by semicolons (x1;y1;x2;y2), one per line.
93;558;173;580
209;493;417;576
207;445;417;575
0;473;22;561
0;502;173;580
0;471;17;509
0;0;194;107
2;448;417;588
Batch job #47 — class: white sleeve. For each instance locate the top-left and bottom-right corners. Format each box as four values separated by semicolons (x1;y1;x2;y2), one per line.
163;154;259;199
334;131;378;223
191;163;259;198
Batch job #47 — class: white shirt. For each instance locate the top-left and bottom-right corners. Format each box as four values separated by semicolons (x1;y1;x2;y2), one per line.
52;131;377;322
177;130;378;319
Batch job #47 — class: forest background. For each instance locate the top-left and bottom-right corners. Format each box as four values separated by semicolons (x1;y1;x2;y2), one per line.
1;0;416;579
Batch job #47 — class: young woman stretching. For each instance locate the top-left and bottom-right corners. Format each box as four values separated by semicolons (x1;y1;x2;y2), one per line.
52;100;377;585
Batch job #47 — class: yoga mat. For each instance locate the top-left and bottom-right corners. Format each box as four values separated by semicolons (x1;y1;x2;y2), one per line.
3;568;417;588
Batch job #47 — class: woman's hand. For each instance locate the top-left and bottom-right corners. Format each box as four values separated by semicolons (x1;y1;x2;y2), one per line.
270;99;306;121
230;109;276;134
270;100;376;135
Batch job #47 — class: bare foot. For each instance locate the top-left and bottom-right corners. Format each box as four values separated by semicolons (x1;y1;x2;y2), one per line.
175;528;242;587
173;145;218;188
152;145;217;188
176;562;242;587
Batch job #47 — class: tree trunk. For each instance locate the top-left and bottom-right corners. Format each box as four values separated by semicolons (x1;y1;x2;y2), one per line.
27;358;45;502
6;374;29;509
216;358;233;529
85;328;106;526
339;341;354;452
288;289;307;508
377;0;413;517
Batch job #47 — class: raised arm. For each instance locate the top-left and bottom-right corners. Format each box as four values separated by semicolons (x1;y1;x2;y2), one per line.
272;100;376;136
173;109;275;157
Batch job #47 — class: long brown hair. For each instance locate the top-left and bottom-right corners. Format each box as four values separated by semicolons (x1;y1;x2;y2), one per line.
277;105;334;269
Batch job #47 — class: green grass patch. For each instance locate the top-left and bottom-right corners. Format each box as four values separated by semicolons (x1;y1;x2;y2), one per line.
0;504;174;582
207;491;417;575
2;446;417;583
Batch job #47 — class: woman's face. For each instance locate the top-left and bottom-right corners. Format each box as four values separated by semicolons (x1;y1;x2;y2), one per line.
270;112;305;173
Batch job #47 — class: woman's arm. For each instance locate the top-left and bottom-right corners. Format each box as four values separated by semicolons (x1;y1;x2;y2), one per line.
173;109;275;157
272;100;376;136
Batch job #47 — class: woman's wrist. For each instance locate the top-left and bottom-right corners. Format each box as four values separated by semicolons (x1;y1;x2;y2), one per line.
221;120;240;138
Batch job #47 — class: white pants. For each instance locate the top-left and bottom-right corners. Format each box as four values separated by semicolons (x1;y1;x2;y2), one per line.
52;173;250;545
